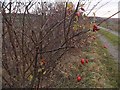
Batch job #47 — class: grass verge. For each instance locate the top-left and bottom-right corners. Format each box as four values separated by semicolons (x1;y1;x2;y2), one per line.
50;33;118;88
95;38;118;88
99;29;120;46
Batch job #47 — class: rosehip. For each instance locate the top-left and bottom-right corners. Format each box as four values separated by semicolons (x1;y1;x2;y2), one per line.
93;25;100;32
103;44;107;48
76;12;81;17
77;75;81;82
86;59;88;63
81;58;85;65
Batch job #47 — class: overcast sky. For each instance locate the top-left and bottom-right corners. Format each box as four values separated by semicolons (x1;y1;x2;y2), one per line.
87;0;119;18
71;0;119;18
48;0;119;18
1;0;120;18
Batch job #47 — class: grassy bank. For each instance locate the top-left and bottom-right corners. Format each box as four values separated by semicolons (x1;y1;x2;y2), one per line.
99;29;120;46
95;39;118;87
50;33;118;88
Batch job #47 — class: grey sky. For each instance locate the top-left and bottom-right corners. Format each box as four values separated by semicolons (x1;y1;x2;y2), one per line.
86;0;119;18
1;0;119;18
53;0;119;18
71;0;119;18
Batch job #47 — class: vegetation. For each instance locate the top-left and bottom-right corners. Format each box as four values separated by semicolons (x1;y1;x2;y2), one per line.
49;33;118;88
1;0;119;88
96;39;118;87
99;29;120;46
100;19;118;31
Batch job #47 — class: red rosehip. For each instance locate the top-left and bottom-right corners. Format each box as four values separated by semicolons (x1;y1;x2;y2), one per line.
77;75;81;82
103;44;107;48
93;25;100;32
86;59;88;63
76;12;81;17
81;58;85;65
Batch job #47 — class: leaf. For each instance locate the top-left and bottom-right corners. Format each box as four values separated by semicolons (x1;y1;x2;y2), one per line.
38;68;42;72
67;2;73;11
75;16;79;21
88;41;91;44
80;4;84;7
67;2;73;8
90;57;95;60
103;53;107;57
42;67;44;70
73;23;79;31
40;62;44;66
94;42;97;45
43;71;46;75
40;58;46;65
28;75;33;81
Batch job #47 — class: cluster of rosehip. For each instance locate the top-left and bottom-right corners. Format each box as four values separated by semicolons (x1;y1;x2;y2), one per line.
93;24;100;32
75;9;100;32
77;58;88;82
75;7;85;17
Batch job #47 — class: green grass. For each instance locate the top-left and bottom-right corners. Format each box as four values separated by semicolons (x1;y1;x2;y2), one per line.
99;29;120;46
95;39;118;88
